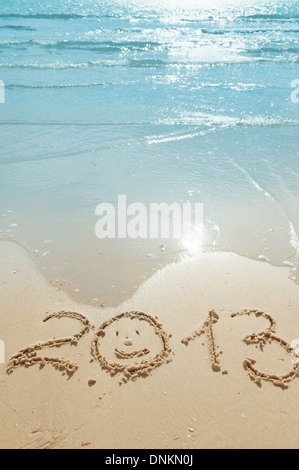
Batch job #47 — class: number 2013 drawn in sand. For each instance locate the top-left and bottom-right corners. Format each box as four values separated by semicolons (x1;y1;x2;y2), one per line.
6;309;299;388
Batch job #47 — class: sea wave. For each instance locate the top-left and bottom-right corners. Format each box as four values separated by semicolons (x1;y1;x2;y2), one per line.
0;13;90;20
0;59;167;69
0;25;36;31
4;81;266;91
0;9;298;23
157;113;299;129
5;82;120;89
0;39;163;52
1;114;298;129
241;13;299;21
0;54;298;70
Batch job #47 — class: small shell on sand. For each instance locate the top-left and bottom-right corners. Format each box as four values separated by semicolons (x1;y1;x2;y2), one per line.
124;338;133;346
257;255;270;262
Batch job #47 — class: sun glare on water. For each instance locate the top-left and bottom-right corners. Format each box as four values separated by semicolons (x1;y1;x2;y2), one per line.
181;226;203;256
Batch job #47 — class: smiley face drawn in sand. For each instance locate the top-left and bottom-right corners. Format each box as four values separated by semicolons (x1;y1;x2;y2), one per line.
91;311;172;384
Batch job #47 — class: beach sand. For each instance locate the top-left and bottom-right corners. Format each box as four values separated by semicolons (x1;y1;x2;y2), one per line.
0;240;298;449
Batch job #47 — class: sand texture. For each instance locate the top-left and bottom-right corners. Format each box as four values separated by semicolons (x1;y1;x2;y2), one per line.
0;241;298;449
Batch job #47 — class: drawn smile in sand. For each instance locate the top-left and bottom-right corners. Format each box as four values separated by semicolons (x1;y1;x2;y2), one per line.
91;311;172;384
112;324;151;360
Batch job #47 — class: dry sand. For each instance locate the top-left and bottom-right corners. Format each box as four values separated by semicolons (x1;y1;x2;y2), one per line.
0;240;298;449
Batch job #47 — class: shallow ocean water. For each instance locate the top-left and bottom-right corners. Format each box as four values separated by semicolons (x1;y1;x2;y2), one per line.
0;0;298;305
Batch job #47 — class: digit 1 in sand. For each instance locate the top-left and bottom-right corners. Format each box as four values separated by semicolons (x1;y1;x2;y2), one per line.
181;310;221;372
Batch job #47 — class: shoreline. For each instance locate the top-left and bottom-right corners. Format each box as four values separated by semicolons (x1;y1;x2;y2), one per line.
0;240;299;449
2;231;298;311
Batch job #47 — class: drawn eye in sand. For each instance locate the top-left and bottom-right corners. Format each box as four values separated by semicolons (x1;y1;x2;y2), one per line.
91;311;172;384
